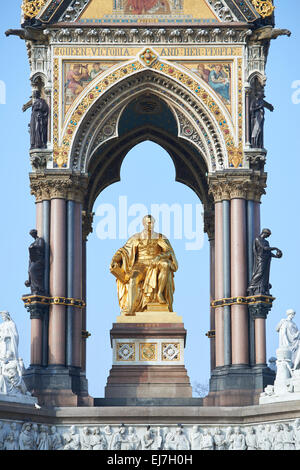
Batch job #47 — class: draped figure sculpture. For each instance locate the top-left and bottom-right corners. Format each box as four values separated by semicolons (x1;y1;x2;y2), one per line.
25;229;45;296
248;228;282;296
250;90;274;149
0;311;30;397
277;309;300;371
30;90;49;150
110;215;178;315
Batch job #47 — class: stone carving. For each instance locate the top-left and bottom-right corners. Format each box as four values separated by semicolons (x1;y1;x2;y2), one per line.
161;426;175;450
214;427;226;450
80;426;92;450
44;26;253;45
260;310;300;404
1;421;300;450
25;229;46;296
50;426;63;450
90;427;108;450
30;91;49;150
127;426;141;450
110;424;127;450
142;426;154;450
63;425;81;450
110;215;178;315
250;90;274;149
200;428;214;450
248;228;282;296
0;311;33;403
19;423;35;450
245;426;258;450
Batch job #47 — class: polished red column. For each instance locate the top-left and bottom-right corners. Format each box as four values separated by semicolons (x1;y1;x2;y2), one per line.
230;198;249;365
48;198;67;366
72;202;83;368
214;201;224;367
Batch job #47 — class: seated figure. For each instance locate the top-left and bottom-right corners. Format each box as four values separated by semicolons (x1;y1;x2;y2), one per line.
110;215;178;315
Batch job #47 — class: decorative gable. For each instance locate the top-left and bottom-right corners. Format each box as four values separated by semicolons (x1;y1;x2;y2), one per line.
21;0;275;26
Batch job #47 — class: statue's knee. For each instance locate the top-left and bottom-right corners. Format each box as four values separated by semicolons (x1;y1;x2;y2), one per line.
158;260;169;271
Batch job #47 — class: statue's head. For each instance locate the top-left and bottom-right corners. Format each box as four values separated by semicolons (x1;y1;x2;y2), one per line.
0;311;11;321
286;308;296;319
261;228;271;238
142;214;155;231
30;229;38;239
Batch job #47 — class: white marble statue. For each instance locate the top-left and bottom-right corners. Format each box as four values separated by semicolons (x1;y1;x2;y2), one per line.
0;312;19;362
0;311;36;404
276;309;300;364
260;309;300;404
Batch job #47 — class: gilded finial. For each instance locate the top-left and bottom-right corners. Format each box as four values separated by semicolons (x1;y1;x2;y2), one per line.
251;0;275;18
21;0;47;19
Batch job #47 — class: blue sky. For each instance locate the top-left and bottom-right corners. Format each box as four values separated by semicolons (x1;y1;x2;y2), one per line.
0;1;299;398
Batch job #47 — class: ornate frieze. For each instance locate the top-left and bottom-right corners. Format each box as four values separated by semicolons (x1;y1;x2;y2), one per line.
44;27;253;45
1;419;300;450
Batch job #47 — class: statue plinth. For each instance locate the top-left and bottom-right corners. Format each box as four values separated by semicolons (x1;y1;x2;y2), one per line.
105;318;192;399
116;305;183;324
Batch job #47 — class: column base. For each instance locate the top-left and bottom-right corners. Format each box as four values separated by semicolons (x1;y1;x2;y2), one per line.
105;321;192;399
204;364;275;406
23;366;94;407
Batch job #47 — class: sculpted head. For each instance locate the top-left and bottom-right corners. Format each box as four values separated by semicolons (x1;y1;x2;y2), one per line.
30;229;38;239
143;215;155;231
0;311;11;322
286;309;296;320
261;228;271;239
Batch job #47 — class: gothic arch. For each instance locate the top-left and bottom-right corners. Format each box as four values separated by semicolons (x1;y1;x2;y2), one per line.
61;63;234;173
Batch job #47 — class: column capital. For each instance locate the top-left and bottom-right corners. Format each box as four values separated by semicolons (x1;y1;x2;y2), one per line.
208;171;267;203
30;171;88;203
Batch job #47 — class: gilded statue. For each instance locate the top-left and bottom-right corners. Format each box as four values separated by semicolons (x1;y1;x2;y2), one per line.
110;215;178;315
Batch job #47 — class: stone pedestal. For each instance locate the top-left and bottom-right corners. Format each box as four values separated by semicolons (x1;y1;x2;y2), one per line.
204;364;275;406
105;310;192;399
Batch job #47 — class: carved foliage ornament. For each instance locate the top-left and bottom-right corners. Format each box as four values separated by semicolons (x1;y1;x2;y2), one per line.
251;0;275;18
22;0;47;19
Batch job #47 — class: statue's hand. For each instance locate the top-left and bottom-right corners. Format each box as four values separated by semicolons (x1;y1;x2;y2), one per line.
110;254;122;270
275;249;283;258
